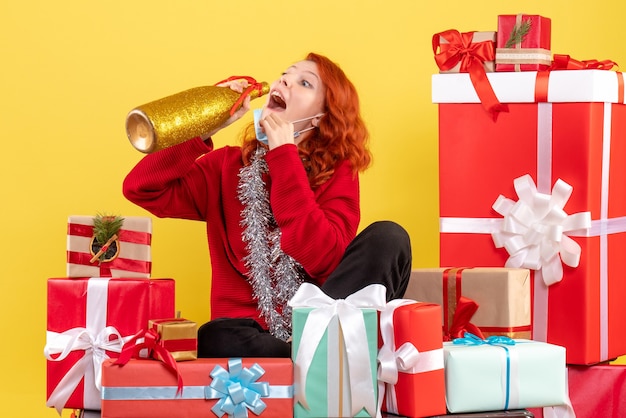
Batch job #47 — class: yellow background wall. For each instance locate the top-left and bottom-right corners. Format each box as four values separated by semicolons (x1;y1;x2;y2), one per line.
1;1;624;416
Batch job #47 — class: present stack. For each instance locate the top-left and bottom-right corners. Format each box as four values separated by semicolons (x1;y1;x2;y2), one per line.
431;11;626;418
45;215;177;414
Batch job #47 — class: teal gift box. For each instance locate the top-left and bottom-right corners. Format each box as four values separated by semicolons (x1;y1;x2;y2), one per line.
289;283;383;418
443;336;568;413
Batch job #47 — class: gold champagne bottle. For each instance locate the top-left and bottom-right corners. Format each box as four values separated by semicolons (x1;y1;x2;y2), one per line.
126;76;270;153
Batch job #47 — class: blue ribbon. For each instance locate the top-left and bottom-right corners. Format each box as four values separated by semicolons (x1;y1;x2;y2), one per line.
204;358;270;418
453;332;516;410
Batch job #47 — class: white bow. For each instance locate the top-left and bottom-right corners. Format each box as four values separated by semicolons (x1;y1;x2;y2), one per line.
288;283;386;417
44;326;127;414
492;174;591;286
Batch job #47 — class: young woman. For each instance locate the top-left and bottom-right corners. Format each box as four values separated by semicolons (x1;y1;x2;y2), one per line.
123;52;411;357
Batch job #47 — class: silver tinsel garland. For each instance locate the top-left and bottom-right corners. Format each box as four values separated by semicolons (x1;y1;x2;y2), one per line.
237;147;305;341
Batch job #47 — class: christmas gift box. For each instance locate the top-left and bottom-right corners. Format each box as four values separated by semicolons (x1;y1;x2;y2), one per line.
404;268;531;340
289;283;384;418
529;364;626;417
434;29;506;120
433;69;626;365
377;300;446;417
44;277;175;413
148;318;198;361
495;14;552;72
444;335;567;413
67;215;152;278
434;30;496;73
100;358;293;418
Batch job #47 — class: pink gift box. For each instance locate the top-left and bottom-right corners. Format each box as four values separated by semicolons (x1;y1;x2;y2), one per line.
45;277;175;412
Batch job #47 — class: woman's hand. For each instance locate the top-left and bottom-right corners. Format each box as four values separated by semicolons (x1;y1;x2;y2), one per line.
201;79;252;140
260;113;295;149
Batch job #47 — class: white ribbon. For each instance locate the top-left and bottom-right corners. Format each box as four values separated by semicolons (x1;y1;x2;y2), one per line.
376;299;444;418
44;278;131;414
288;283;386;417
491;174;592;286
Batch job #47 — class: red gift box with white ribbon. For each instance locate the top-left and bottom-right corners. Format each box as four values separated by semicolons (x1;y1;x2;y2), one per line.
377;300;447;417
44;277;175;412
433;68;626;365
66;216;152;278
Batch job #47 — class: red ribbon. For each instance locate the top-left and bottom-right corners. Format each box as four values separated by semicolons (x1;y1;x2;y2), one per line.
68;223;152;246
442;268;485;342
550;54;618;71
433;29;509;121
114;329;184;395
535;54;621;103
67;251;152;276
214;75;267;116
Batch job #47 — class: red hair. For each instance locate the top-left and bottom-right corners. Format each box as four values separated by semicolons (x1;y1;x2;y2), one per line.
241;52;371;188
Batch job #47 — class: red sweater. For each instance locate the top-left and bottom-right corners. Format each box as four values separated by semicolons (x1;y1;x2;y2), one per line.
123;137;361;327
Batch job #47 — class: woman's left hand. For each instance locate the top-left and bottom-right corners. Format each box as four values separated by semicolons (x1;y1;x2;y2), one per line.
260;113;295;149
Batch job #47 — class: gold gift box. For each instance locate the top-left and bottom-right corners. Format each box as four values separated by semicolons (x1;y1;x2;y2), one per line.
149;318;198;361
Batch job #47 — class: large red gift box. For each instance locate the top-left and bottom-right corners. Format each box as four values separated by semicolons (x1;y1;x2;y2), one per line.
45;277;175;412
405;268;531;341
378;300;446;417
495;14;552;72
67;216;153;278
529;364;626;418
101;358;293;418
433;69;626;365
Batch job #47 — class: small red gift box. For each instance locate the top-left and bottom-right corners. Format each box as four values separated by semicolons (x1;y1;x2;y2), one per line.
433;69;626;365
66;215;152;278
496;14;552;72
148;318;197;361
44;277;175;412
378;300;446;417
101;358;293;418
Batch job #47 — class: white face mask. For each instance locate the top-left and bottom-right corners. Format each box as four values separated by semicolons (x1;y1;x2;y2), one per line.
254;109;325;144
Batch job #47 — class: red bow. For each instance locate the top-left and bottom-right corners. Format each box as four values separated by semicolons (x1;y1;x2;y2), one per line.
444;295;485;341
433;29;508;121
550;54;618;71
114;328;184;395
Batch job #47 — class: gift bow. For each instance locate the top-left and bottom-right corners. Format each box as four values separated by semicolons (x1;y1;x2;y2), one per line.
44;326;127;415
445;295;485;341
288;283;386;417
453;332;516;410
433;29;508;120
491;174;592;286
376;299;444;418
114;328;184;395
204;359;270;418
550;54;618;71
